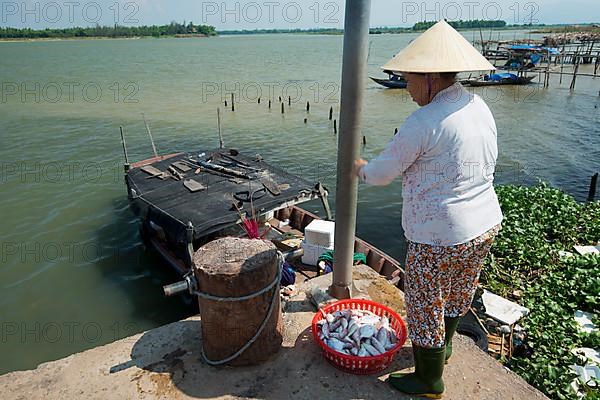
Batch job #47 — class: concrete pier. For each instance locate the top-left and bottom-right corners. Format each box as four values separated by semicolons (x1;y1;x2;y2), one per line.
0;265;547;400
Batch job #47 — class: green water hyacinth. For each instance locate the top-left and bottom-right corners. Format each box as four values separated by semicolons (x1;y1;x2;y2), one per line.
481;183;600;400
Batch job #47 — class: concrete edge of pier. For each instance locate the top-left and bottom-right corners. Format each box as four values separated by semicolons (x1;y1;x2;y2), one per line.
0;265;548;400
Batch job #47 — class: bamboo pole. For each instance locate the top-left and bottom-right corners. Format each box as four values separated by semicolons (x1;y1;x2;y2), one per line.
120;126;130;172
570;53;580;91
142;112;158;157
559;53;565;84
217;107;224;149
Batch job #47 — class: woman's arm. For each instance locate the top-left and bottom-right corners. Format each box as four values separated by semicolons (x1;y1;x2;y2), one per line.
356;115;425;186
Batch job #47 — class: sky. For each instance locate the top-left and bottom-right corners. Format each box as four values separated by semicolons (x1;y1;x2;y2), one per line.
1;0;598;30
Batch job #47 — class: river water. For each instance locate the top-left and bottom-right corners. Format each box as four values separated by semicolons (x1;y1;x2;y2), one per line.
0;31;598;374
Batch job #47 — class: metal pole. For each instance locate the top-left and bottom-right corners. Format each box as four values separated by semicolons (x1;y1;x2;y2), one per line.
330;0;371;300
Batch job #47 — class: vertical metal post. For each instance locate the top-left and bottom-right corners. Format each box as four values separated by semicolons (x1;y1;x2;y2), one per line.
330;0;371;300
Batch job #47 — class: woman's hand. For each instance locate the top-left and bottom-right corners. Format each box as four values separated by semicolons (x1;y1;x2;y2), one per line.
353;159;368;178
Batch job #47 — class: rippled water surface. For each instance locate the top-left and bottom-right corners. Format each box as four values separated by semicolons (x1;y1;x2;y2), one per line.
0;31;599;373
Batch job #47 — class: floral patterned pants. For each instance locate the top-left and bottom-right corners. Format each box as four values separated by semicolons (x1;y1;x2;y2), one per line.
404;225;501;348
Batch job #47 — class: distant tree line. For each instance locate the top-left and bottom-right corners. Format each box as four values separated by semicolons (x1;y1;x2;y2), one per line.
0;22;216;39
218;28;343;35
412;20;507;30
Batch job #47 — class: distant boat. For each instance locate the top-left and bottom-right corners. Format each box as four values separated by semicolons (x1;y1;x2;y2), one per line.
370;76;408;89
370;69;407;89
466;73;535;87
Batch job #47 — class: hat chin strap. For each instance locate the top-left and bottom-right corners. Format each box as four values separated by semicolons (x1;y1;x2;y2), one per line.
426;74;433;103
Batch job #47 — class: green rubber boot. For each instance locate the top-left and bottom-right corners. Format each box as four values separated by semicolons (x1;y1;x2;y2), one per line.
444;317;460;362
388;345;446;399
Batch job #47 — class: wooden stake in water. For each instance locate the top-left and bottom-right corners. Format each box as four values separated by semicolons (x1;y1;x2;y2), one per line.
306;101;310;112
288;96;291;106
588;173;598;202
142;112;158;158
231;93;235;112
217;107;224;149
269;100;271;109
281;102;284;114
570;54;580;91
333;119;337;134
258;97;261;104
329;106;333;121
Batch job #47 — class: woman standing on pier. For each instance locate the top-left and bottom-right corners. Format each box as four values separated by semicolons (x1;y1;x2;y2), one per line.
355;20;503;399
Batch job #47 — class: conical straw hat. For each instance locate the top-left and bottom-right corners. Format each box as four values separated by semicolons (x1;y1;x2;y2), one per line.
382;20;495;73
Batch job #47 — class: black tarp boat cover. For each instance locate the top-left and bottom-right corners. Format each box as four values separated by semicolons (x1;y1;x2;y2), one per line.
125;149;318;245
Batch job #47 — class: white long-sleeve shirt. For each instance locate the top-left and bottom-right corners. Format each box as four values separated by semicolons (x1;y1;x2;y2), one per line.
359;83;503;246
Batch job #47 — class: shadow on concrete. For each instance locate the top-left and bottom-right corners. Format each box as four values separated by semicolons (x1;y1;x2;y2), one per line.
108;318;416;399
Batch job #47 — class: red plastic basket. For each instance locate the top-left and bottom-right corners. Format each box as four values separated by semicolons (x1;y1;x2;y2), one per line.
311;299;408;375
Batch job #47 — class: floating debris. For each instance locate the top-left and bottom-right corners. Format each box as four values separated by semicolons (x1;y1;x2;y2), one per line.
574;310;598;334
481;289;529;325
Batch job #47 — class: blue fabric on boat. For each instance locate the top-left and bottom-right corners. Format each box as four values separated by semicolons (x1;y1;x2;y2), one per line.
530;54;542;65
488;73;518;81
507;44;560;55
280;261;296;286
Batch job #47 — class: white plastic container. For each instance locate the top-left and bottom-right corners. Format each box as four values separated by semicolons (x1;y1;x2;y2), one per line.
304;220;335;247
301;241;333;266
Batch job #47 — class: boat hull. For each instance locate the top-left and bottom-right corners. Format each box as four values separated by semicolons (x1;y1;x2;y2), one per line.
370;76;407;89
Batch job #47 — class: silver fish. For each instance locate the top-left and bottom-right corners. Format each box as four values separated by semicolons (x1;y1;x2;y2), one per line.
377;327;389;344
327;337;346;352
384;342;397;351
321;323;330;339
340;318;348;330
360;315;380;326
359;325;376;339
370;337;386;354
358;344;368;356
363;342;381;356
329;319;342;332
351;329;361;344
347;321;358;336
388;329;398;344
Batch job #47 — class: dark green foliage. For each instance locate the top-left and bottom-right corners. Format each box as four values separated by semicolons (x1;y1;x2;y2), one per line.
483;183;600;400
413;20;507;30
0;22;216;39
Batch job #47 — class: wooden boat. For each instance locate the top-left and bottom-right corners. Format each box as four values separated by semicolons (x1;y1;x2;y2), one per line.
370;76;408;89
123;149;404;288
466;75;535;87
123;148;488;352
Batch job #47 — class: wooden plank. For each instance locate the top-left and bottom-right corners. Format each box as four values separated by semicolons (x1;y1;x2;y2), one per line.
366;251;384;274
172;161;192;172
141;165;163;177
381;260;402;280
